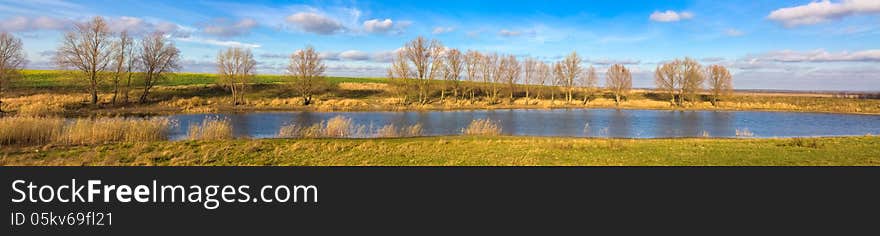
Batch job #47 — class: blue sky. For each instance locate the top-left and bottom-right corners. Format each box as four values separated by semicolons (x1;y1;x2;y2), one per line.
1;0;879;91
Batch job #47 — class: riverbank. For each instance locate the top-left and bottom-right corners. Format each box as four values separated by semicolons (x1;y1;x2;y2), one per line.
4;70;880;117
2;136;878;166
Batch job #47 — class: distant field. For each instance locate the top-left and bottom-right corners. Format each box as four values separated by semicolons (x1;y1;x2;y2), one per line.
10;70;386;89
2;136;878;166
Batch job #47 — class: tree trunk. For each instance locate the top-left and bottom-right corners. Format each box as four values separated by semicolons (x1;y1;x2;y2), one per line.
111;78;119;105
615;94;621;106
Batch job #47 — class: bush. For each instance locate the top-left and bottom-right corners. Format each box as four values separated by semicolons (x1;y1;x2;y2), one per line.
375;123;423;138
462;118;502;136
276;115;366;138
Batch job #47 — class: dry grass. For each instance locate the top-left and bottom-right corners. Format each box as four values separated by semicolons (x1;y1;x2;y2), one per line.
736;128;755;137
276;115;370;138
188;117;234;140
375;123;423;138
57;118;172;145
0;116;64;145
462;118;502;136
0;116;171;146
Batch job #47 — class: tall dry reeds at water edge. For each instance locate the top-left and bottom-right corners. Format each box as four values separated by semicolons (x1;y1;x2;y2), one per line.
0;116;172;146
187;117;234;140
277;115;424;138
461;118;502;136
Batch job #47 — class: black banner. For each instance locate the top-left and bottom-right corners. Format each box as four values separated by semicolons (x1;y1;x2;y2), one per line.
3;167;879;234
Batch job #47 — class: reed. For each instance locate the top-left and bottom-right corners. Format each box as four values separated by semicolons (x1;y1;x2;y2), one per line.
462;118;502;136
375;123;423;138
188;117;234;140
0;116;64;145
56;118;172;145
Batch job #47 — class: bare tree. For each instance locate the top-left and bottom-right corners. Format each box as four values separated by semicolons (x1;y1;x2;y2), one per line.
706;64;733;106
289;46;327;105
464;50;481;102
535;61;550;100
580;65;598;104
403;36;444;104
138;31;180;103
551;62;564;102
655;58;705;106
479;53;500;103
500;55;520;103
217;47;257;106
606;64;632;105
680;58;704;105
560;51;582;103
110;31;135;105
0;32;26;113
442;48;463;101
654;60;678;106
388;50;413;104
522;57;538;102
55;16;113;105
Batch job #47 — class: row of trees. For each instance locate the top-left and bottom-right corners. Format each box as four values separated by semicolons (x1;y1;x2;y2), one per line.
0;26;733;110
387;36;732;107
388;36;636;105
54;16;181;105
655;58;733;106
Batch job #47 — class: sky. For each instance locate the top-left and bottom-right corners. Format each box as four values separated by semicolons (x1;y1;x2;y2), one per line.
1;0;879;91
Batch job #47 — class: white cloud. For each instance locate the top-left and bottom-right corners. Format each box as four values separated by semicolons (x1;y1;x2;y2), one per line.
587;58;641;65
768;0;880;27
175;36;261;48
0;16;69;32
498;29;522;37
432;27;454;34
725;28;744;36
338;50;371;60
363;19;393;33
105;16;190;37
285;12;344;35
202;18;258;37
649;10;694;22
747;49;880;62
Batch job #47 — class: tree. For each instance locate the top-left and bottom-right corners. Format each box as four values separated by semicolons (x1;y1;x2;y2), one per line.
580;65;598;104
289;46;327;105
500;55;520;103
680;58;704;105
0;32;26;113
535;61;550;100
110;31;135;104
551;62;564;102
55;16;113;105
706;64;733;106
388;50;413;104
138;31;180;103
560;51;582;103
442;48;463;101
606;64;632;105
403;36;444;104
655;58;705;107
654;60;678;106
464;50;481;102
479;53;500;103
217;47;257;106
522;57;538;102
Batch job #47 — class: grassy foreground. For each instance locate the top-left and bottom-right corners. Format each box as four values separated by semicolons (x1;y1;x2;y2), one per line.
2;136;879;166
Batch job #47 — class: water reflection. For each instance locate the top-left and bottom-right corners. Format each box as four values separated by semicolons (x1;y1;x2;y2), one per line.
163;109;880;140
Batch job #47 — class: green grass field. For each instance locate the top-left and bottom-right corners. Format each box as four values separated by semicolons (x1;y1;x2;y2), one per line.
2;136;878;166
10;70;386;89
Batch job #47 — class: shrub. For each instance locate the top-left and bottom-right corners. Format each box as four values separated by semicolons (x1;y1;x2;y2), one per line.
188;117;233;140
462;118;502;136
